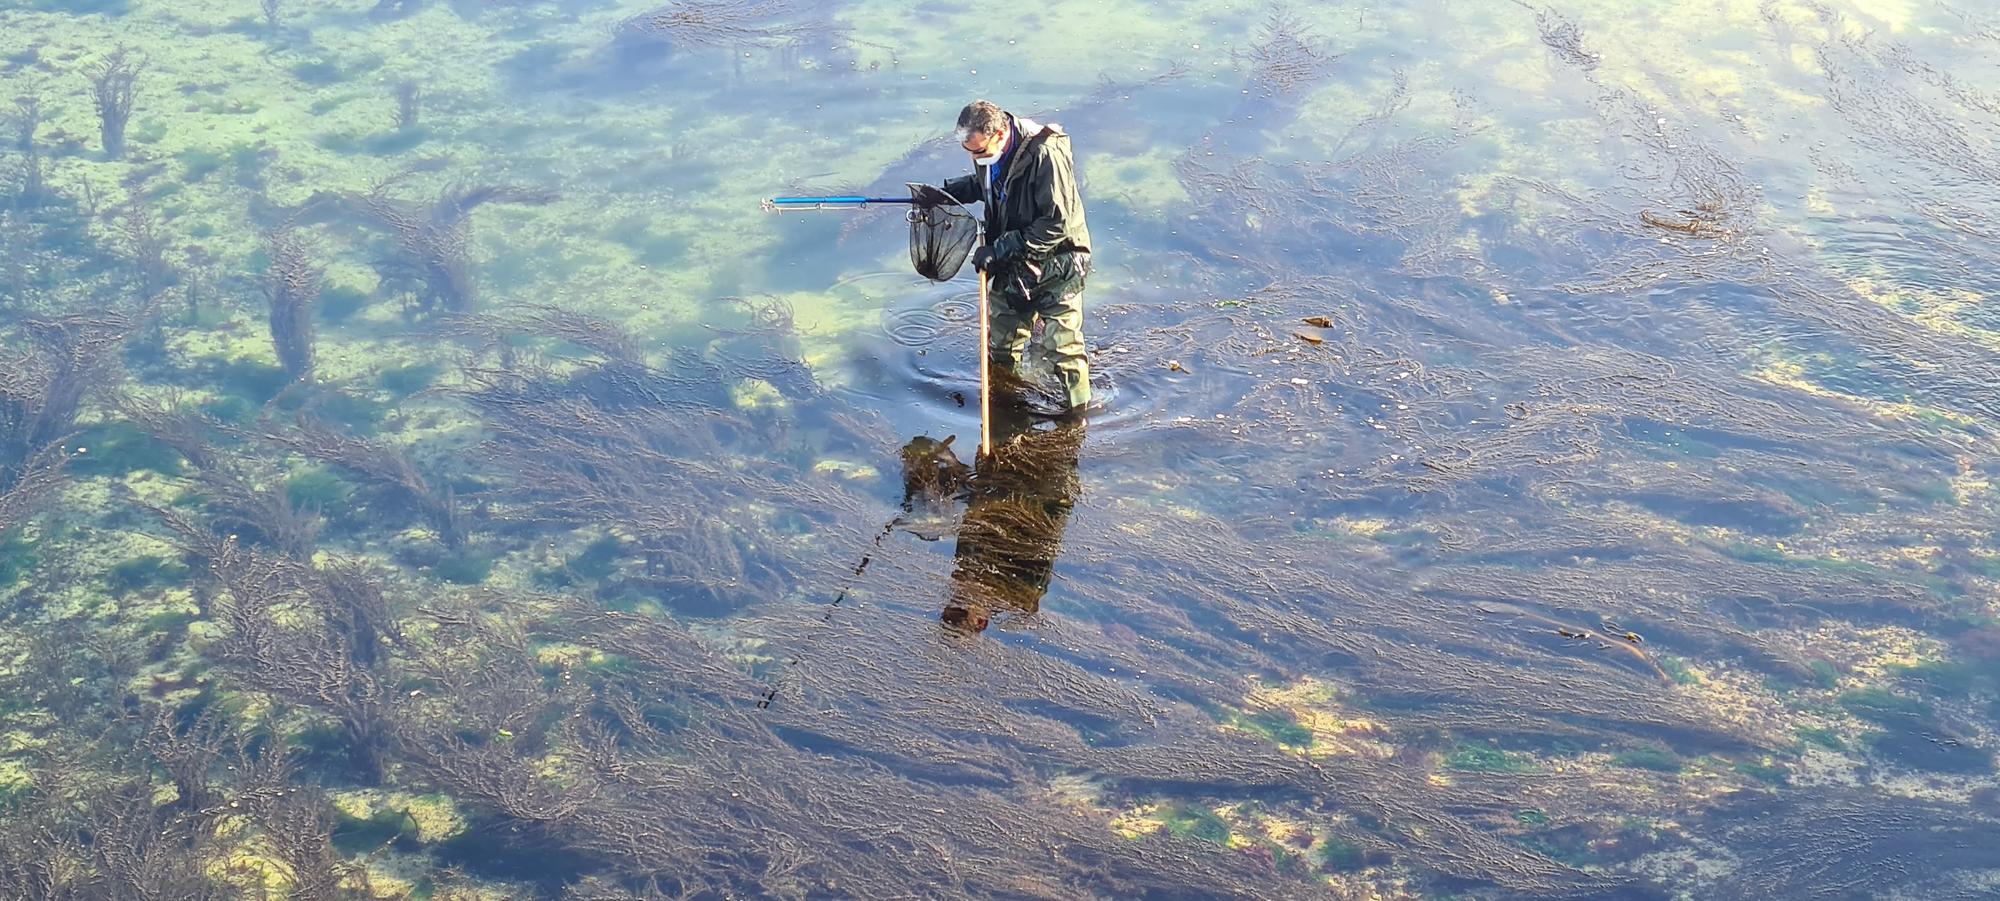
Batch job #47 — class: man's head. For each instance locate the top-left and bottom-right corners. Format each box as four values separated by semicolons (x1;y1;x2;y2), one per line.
955;100;1008;158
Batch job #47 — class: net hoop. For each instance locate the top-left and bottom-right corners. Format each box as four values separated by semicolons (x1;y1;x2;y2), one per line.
907;182;980;282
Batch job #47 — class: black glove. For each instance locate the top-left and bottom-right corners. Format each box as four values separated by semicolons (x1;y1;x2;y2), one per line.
970;246;995;272
990;230;1025;263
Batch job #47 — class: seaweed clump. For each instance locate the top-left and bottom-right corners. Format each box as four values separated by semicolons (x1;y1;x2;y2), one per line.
251;416;470;552
349;179;556;317
122;396;329;561
263;226;324;384
1238;10;1341;96
155;510;399;781
0;628;359;898
1529;4;1600;72
2;311;141;495
10;95;45;204
86;48;144;160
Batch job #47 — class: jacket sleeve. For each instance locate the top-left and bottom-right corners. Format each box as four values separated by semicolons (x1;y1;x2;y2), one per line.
941;173;981;205
1005;150;1080;262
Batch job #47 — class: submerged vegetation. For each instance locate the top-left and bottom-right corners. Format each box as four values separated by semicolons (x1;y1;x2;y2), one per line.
3;0;2000;898
85;47;142;160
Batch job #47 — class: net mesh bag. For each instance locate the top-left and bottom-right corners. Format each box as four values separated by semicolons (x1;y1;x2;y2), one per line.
907;182;979;282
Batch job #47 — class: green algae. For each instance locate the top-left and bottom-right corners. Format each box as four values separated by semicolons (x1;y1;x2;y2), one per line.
1733;759;1789;786
107;554;190;593
1239;706;1314;749
1795;725;1847;752
331;789;468;852
1611;746;1683;773
1446;743;1537;774
1838;686;1932;724
1655;657;1697;689
431;549;495;585
284;466;354;517
562;535;625;583
331;802;419;855
378;361;441;399
317;284;372;323
1890;660;1980;698
205;359;292;406
1162;804;1233;844
65;421;185;478
1315;836;1366;873
0;530;36;591
1840;686;1994;773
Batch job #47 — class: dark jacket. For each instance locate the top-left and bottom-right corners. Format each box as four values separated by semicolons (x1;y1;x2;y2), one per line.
942;114;1091;264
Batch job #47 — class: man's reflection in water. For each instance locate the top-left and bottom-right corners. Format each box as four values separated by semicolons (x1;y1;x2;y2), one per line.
899;395;1083;632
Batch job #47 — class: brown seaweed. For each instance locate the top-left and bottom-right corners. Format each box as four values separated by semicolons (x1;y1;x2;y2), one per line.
1;310;141;492
250;415;469;551
86;48;142;160
318;178;557;317
263;225;324;384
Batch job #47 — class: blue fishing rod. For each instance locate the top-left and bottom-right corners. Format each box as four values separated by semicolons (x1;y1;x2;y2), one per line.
761;194;917;211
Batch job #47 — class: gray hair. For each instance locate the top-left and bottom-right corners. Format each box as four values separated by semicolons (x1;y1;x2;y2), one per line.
953;100;1006;142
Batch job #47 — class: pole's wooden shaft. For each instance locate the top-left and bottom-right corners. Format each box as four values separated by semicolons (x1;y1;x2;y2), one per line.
977;269;993;457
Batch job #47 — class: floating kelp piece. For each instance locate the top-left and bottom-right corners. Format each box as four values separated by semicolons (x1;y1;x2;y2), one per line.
1639;206;1733;238
1470;600;1674;685
86;48;144;160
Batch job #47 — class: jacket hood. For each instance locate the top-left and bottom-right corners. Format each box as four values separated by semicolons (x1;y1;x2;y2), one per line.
1013;117;1065;142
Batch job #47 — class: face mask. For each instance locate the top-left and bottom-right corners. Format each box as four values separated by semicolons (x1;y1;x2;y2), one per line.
967;130;1006;167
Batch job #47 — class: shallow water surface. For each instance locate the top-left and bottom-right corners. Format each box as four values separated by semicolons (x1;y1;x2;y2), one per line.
4;0;2000;897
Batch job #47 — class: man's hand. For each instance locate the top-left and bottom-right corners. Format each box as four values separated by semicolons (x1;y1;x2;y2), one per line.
990;231;1024;263
970;246;995;272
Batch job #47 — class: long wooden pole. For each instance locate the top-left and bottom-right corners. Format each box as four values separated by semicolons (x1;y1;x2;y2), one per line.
976;268;993;457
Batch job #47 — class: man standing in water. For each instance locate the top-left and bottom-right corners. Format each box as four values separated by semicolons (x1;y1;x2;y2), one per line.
940;100;1094;416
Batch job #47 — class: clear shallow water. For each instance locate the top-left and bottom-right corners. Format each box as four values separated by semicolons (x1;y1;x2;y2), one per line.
4;0;2000;898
